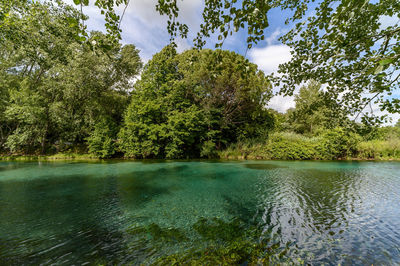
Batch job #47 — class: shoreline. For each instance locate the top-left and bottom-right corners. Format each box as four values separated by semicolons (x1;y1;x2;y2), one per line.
1;154;400;162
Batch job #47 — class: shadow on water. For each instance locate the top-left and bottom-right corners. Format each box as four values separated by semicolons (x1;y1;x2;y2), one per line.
0;224;129;265
0;162;39;172
0;165;191;265
243;163;287;170
221;195;260;225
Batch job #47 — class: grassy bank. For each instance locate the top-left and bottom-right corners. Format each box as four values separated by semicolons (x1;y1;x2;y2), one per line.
219;131;400;161
0;153;102;161
2;129;400;162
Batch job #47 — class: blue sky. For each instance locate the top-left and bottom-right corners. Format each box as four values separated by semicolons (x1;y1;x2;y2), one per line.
64;0;399;124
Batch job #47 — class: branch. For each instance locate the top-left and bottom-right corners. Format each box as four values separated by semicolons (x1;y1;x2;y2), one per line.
118;0;131;29
389;72;400;86
354;92;381;121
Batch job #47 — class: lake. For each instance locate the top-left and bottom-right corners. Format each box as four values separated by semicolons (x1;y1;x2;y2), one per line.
0;160;399;264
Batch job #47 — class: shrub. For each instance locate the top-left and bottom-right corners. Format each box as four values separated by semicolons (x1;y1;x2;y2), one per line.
316;128;361;160
220;132;319;160
263;132;318;160
220;129;379;161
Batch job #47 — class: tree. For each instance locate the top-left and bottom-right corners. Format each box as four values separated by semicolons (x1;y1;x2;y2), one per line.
70;0;399;123
118;45;206;159
50;33;141;148
278;0;400;124
176;48;274;144
287;81;347;135
87;117;118;159
0;1;142;154
118;46;273;159
1;1;82;153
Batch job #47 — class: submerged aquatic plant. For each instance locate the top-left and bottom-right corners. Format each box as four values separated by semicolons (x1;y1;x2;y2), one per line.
125;217;298;265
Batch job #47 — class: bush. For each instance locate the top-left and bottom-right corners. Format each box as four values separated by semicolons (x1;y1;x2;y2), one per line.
220;129;378;161
200;140;218;158
220;132;319;160
316;128;361;160
263;132;318;160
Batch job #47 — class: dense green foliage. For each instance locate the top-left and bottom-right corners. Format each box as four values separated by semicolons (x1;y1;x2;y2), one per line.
1;1;399;160
0;1;142;157
220;129;400;161
221;81;400;161
69;0;399;123
119;46;274;159
286;81;347;135
221;129;360;161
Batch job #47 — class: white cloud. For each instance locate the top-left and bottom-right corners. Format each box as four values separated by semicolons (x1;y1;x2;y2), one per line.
247;28;295;112
120;17;168;61
122;0;202;30
267;94;295;113
62;0;202;62
62;0;106;31
119;0;202;61
264;28;285;46
175;38;192;53
249;45;292;74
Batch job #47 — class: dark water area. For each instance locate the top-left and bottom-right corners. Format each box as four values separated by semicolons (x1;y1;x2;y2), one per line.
0;160;399;264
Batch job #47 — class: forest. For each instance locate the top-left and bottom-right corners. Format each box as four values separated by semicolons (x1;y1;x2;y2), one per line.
1;1;400;161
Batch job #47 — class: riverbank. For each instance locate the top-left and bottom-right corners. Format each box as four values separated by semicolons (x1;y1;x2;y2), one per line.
0;153;101;161
2;130;400;161
219;133;400;161
1;153;400;162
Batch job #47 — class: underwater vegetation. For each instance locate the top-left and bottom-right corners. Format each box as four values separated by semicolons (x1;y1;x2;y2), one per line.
125;217;297;265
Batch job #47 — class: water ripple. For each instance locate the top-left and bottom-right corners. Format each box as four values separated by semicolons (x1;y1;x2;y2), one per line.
0;161;399;264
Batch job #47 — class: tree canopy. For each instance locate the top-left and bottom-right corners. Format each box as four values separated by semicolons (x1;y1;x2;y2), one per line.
0;1;142;155
118;46;274;159
1;0;399;160
65;0;399;123
287;80;348;135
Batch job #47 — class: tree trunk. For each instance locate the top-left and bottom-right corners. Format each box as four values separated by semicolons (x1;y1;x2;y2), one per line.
41;122;48;154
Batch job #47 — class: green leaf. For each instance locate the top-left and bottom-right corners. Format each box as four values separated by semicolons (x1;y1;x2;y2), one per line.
379;58;393;66
73;0;81;5
67;17;78;27
374;65;383;75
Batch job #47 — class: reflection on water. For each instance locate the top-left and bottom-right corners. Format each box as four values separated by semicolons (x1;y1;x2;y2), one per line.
0;161;400;264
243;163;287;170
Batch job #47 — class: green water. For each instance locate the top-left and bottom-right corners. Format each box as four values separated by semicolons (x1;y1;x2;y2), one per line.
0;160;400;264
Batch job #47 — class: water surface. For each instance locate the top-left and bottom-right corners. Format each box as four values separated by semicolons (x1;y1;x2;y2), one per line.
0;160;399;264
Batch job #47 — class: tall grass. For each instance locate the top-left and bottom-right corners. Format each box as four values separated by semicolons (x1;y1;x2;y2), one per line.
220;130;400;160
357;139;400;159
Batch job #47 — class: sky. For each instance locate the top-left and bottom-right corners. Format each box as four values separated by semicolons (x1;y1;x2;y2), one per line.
63;0;399;124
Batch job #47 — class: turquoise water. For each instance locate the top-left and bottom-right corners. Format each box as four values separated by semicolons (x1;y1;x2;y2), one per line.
0;160;400;264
